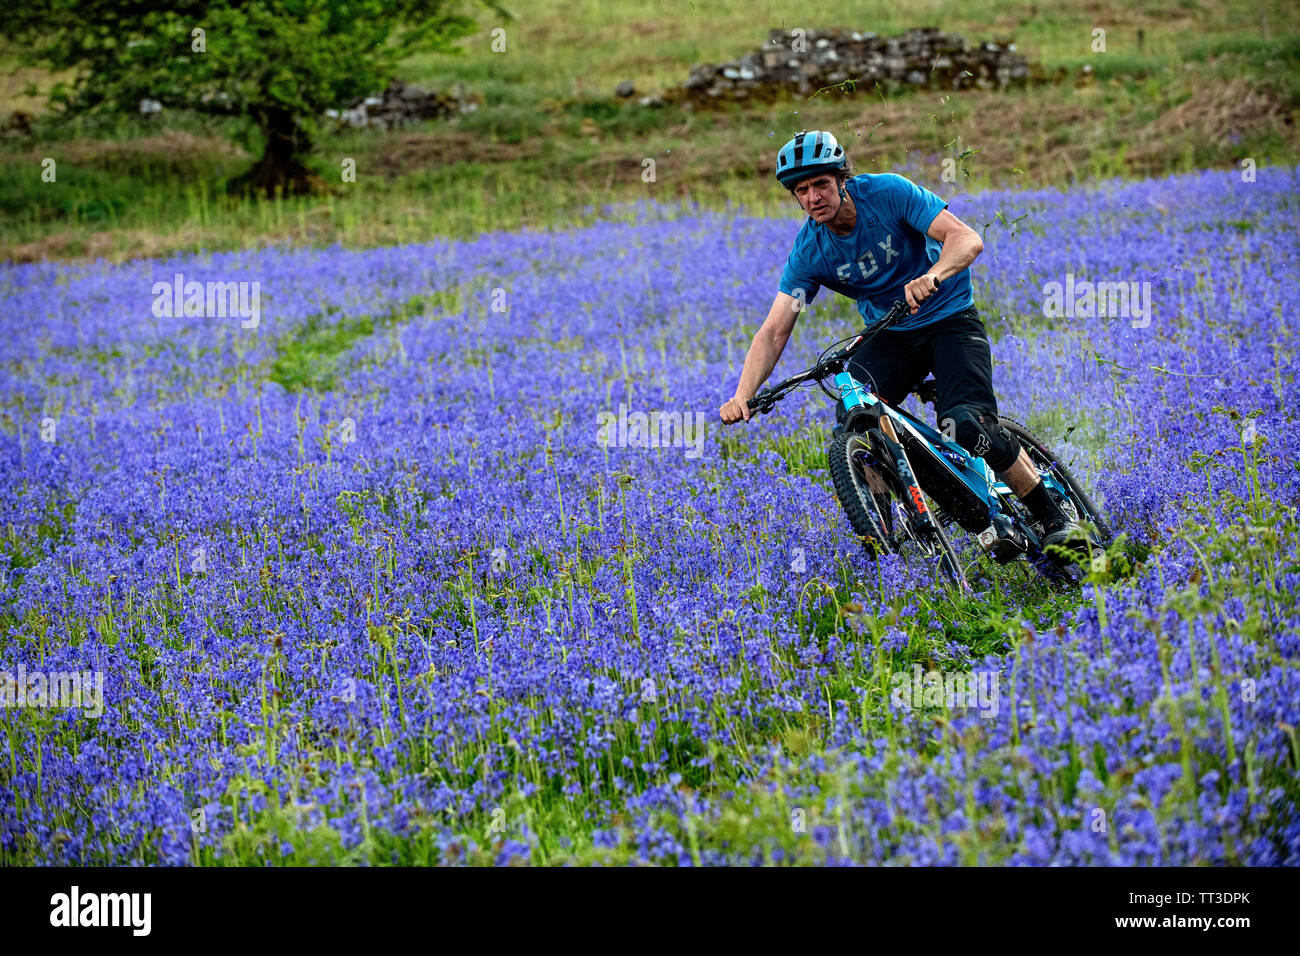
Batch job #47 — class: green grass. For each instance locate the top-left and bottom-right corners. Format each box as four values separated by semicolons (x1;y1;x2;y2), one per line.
1;2;1297;263
400;0;1295;97
264;290;459;393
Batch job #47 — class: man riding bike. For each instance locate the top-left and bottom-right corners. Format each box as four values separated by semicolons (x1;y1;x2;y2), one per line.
718;129;1083;554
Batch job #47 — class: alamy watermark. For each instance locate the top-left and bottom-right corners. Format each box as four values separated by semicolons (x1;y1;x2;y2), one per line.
595;404;706;459
890;665;999;718
50;886;150;935
1041;273;1151;328
151;272;260;328
1;664;104;718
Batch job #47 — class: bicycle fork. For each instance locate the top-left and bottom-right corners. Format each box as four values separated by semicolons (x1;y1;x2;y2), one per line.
874;415;940;537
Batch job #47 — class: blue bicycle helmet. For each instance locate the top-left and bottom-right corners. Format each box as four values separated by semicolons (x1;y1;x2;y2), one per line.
775;130;847;188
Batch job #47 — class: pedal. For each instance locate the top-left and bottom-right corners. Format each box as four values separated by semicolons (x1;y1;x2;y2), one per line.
976;514;1028;564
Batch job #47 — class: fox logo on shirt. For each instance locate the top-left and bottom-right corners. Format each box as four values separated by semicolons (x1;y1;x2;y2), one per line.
835;233;901;282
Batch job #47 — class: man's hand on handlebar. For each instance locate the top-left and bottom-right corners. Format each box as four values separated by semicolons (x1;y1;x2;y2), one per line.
724;298;908;426
903;273;941;314
719;395;752;424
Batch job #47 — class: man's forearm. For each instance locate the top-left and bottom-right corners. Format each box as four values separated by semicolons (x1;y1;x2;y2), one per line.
733;329;783;400
927;231;983;283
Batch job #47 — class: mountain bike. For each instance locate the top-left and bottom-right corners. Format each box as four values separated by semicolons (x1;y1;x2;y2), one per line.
746;300;1113;591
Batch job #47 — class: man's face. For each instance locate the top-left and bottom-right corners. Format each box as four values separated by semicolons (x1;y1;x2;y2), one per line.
792;174;840;222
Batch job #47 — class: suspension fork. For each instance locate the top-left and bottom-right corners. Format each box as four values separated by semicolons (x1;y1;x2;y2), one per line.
873;414;941;534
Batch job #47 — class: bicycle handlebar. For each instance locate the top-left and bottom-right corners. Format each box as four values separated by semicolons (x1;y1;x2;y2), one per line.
746;298;912;415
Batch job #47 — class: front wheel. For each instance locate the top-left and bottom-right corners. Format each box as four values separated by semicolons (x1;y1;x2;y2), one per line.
828;430;969;591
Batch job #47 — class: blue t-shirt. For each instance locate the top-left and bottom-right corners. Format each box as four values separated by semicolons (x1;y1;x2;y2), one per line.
778;173;973;331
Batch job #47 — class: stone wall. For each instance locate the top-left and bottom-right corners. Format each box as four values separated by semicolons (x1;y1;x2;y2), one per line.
672;27;1035;106
327;80;480;131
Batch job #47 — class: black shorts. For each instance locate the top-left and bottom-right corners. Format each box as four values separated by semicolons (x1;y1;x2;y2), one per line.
845;306;998;418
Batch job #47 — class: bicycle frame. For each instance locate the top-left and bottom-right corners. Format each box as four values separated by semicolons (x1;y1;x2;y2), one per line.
835;369;1073;543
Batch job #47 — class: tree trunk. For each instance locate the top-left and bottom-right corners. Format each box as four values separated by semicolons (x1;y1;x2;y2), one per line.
227;106;325;198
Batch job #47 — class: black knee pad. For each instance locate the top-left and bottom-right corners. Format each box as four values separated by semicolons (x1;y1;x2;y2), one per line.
943;404;1020;473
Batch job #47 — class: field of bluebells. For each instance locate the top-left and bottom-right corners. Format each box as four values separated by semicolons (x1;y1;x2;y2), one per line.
2;164;1299;866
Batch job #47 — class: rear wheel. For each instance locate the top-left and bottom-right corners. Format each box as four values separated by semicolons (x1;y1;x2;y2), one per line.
828;430;969;591
1000;418;1113;577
